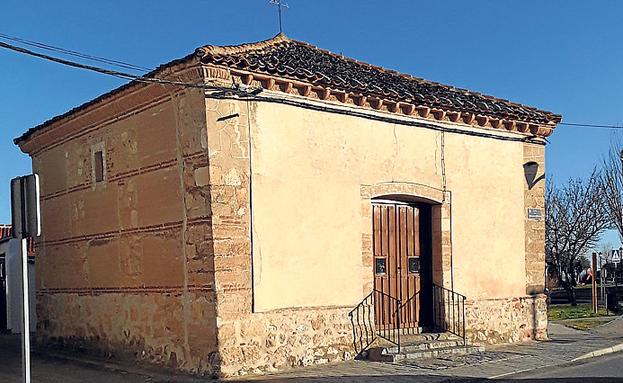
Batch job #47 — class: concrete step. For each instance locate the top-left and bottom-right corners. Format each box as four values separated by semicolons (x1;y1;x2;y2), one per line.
375;331;458;346
368;343;485;363
384;339;467;354
376;326;430;338
367;332;484;363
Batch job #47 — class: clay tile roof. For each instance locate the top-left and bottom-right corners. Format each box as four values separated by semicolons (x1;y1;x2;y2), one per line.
15;34;560;146
196;33;561;125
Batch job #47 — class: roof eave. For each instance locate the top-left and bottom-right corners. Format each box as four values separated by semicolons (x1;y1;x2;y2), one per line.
14;53;198;149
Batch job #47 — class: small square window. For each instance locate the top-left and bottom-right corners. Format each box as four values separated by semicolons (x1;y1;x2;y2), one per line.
408;257;420;274
375;258;386;275
94;150;104;183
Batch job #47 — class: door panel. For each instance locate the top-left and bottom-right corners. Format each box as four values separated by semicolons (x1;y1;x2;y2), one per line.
373;203;421;330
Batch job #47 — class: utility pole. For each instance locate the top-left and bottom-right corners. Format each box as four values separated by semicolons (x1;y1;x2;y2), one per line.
269;0;289;34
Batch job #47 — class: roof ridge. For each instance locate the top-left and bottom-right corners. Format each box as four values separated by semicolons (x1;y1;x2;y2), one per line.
224;36;559;119
195;32;290;57
16;35;561;147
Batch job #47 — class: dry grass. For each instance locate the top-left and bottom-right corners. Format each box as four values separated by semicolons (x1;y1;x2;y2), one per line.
549;304;615;331
548;304;610;320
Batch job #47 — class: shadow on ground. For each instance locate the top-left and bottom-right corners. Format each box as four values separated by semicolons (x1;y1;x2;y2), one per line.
4;333;623;383
232;376;623;383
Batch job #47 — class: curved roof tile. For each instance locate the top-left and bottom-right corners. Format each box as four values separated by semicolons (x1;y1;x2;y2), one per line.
197;33;561;125
16;34;560;146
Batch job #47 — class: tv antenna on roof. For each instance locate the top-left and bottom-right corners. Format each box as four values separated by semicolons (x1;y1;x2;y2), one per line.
269;0;289;34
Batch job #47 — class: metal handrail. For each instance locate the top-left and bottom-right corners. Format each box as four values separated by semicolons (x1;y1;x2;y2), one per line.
398;289;419;311
348;291;375;356
432;283;467;342
349;289;402;355
373;289;401;352
350;285;468;356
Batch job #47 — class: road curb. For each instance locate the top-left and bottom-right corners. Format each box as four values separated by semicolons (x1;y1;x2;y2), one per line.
572;342;623;362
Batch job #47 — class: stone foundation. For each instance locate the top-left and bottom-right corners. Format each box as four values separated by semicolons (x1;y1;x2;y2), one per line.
465;294;547;344
217;307;354;377
36;291;219;376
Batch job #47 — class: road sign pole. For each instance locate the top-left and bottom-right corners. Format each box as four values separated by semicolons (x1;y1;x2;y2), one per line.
591;253;597;314
11;174;40;383
20;237;30;383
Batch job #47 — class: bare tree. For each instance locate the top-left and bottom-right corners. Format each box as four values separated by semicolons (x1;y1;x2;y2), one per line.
546;171;610;305
602;145;623;241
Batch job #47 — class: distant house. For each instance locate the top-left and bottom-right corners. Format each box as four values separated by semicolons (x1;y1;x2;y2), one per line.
15;34;560;377
0;225;36;333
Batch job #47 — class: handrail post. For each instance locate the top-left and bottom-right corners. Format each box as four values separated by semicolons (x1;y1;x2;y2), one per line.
462;297;466;342
430;283;468;340
454;292;457;334
397;297;401;354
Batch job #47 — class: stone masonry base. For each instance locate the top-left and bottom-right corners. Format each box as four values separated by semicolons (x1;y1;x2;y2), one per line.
217;306;354;377
35;293;547;378
465;294;548;344
35;292;219;376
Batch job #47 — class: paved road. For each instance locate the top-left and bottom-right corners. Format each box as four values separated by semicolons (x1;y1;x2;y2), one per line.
498;351;623;382
242;351;623;382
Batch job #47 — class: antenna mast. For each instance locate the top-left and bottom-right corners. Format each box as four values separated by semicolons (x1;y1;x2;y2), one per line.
269;0;289;34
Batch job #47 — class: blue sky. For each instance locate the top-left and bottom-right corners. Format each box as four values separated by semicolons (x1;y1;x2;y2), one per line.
1;1;622;244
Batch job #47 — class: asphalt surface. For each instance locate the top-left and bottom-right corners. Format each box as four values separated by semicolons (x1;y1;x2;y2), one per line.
496;351;623;382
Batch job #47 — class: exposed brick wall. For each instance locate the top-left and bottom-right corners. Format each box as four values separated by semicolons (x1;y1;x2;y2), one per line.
31;82;220;376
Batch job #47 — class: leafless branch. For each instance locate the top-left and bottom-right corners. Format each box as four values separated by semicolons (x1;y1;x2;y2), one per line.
546;170;610;304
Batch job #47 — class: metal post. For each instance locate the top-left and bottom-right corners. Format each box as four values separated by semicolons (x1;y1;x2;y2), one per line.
462;298;466;342
592;252;598;314
396;299;401;354
20;238;31;383
617;248;621;292
10;174;40;383
19;177;31;383
600;253;604;311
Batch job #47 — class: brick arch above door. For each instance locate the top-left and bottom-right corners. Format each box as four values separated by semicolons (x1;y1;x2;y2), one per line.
359;181;454;298
360;182;448;204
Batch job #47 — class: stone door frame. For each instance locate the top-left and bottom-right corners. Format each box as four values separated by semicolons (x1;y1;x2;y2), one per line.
360;182;453;299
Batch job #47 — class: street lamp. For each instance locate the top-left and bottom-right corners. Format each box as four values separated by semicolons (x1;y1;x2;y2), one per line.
523;161;539;190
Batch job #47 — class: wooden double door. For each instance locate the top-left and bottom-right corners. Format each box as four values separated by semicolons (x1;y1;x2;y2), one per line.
372;202;431;331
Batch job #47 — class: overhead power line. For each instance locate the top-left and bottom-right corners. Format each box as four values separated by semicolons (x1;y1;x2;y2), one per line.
1;34;623;132
0;40;210;90
0;32;151;72
559;122;623;130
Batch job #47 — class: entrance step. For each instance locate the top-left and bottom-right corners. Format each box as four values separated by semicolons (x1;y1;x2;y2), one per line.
376;326;431;338
367;333;484;363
